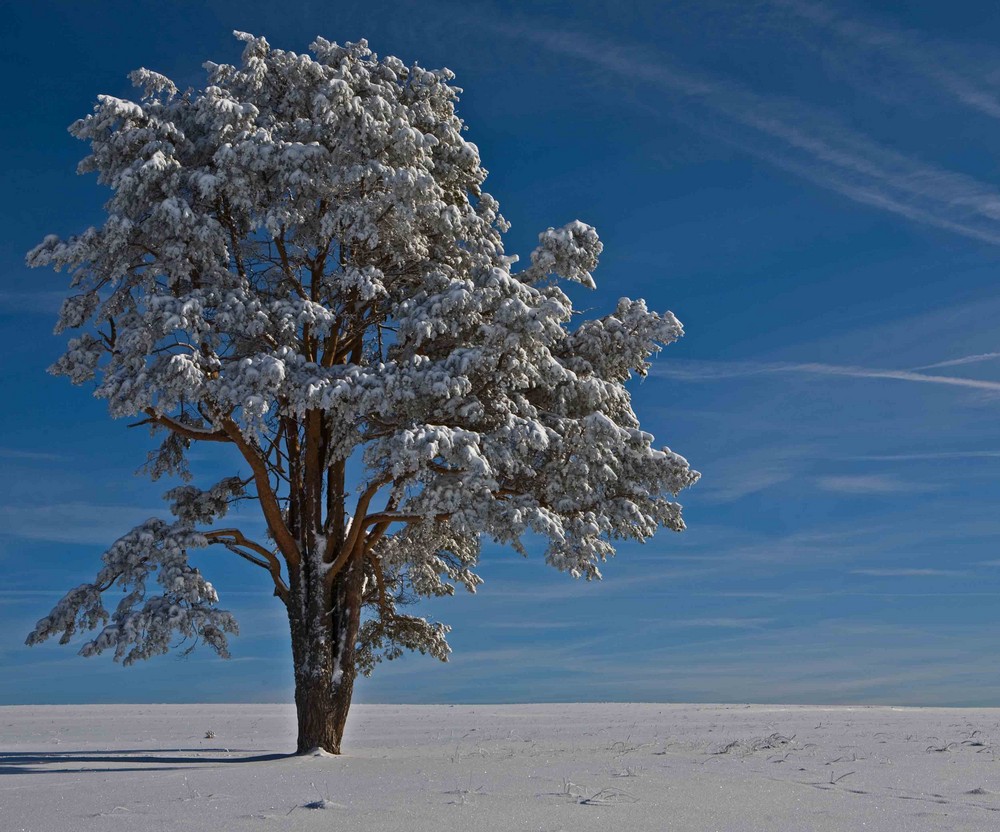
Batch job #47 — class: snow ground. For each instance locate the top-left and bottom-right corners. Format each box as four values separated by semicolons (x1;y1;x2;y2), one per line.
2;703;1000;830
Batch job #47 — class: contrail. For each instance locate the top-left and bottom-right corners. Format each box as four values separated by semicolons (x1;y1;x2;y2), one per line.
912;352;1000;370
770;0;1000;119
483;20;1000;245
655;359;1000;392
852;451;1000;461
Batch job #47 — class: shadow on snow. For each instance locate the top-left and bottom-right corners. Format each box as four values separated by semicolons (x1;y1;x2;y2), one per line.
0;748;293;774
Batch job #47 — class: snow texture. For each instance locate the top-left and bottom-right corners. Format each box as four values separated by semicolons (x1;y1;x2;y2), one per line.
3;702;1000;831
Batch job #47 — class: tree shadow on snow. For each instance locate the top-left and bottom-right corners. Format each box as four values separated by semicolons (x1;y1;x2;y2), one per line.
0;749;293;774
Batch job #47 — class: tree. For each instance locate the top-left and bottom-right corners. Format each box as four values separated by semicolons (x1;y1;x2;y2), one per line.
25;32;699;754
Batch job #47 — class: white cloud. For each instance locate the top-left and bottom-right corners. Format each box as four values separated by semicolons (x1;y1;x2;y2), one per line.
913;352;1000;370
850;568;964;577
654;358;1000;393
0;291;65;315
0;503;166;545
770;0;1000;119
661;617;774;629
485;19;1000;245
851;451;1000;461
816;475;937;495
691;445;813;503
0;448;64;461
484;620;579;630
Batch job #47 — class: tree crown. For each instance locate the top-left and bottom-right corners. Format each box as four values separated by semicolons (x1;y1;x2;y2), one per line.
26;32;698;669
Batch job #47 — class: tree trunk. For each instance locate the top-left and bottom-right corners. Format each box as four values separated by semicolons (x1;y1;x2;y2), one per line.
290;620;358;753
294;664;342;754
288;557;363;755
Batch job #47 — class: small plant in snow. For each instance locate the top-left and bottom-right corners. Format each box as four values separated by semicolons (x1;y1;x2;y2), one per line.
560;778;585;798
580;787;640;806
298;782;344;811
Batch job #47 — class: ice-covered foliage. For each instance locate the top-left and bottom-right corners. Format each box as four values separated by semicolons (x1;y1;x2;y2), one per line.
26;518;237;665
26;33;697;689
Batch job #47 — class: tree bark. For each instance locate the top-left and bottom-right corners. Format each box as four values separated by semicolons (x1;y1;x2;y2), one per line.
293;663;341;754
288;556;364;754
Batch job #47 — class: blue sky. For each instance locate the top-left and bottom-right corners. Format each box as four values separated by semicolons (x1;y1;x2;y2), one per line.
4;0;1000;706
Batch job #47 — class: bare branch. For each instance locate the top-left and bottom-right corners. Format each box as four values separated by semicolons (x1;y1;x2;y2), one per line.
204;528;290;604
367;553;394;622
364;511;452;526
324;476;390;586
144;408;232;443
219;419;301;569
275;231;307;299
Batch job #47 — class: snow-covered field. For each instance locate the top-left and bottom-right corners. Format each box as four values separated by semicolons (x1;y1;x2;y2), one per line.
3;703;1000;831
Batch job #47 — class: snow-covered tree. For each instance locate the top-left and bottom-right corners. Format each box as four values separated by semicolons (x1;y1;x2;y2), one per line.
25;33;699;754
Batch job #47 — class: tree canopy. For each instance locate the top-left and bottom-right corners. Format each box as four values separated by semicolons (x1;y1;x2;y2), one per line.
25;32;698;751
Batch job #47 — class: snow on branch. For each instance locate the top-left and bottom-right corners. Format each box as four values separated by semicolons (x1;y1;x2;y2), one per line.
128;68;178;99
165;476;245;524
522;220;603;288
356;614;451;676
25;518;237;665
27;30;700;681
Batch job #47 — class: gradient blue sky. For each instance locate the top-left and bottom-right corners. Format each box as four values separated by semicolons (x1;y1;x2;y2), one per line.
4;0;1000;706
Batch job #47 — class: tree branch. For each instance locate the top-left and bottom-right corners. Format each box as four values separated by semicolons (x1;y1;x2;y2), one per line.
216;198;247;281
364;511;452;526
144;409;232;443
204;528;290;604
219;419;301;569
324;477;390;586
367;553;394;622
275;231;307;299
361;486;403;555
220;542;270;568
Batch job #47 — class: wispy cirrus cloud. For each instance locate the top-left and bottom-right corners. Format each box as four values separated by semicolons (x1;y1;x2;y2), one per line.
850;568;965;577
850;451;1000;462
654;358;1000;393
913;352;1000;370
485;19;1000;245
816;475;938;495
770;0;1000;119
0;447;64;461
692;445;812;503
0;291;65;315
661;617;774;629
0;503;166;546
